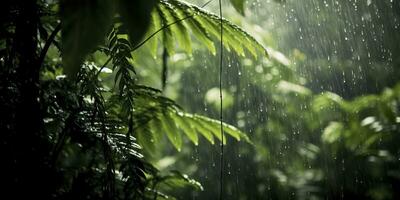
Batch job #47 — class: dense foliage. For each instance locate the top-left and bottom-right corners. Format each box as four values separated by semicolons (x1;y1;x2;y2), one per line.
0;0;254;199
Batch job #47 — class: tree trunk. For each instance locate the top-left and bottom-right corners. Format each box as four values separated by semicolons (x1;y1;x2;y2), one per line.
1;0;54;198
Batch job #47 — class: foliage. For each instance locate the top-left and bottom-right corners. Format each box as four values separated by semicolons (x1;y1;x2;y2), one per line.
152;0;267;57
0;0;263;199
162;0;400;199
2;0;399;199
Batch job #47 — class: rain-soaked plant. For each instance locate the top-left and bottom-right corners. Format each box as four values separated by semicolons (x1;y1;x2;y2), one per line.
0;0;268;199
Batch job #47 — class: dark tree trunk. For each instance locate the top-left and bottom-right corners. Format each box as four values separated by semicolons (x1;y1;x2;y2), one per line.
1;0;54;198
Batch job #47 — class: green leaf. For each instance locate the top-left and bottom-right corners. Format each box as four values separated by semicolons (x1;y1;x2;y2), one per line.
230;0;245;15
60;0;113;78
118;0;157;47
322;122;344;143
157;5;176;56
159;170;204;191
187;116;215;145
223;123;250;143
161;112;182;151
109;133;143;158
131;86;250;151
147;0;268;58
137;122;157;154
196;117;226;145
169;3;216;54
193;114;250;143
146;12;162;58
160;3;192;54
171;0;267;56
186;18;216;55
172;112;199;145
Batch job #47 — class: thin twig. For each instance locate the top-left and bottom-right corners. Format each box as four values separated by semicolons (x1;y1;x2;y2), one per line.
97;0;214;76
96;57;112;77
132;0;212;53
38;23;61;67
218;0;224;200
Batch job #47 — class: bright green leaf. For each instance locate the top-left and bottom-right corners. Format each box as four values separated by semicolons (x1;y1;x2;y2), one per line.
161;113;182;151
157;5;176;56
152;0;268;58
146;12;162;58
160;3;192;54
187;116;215;144
172;112;199;145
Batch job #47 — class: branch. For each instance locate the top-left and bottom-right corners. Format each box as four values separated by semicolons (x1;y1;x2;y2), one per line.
97;0;213;75
38;23;61;67
130;0;213;52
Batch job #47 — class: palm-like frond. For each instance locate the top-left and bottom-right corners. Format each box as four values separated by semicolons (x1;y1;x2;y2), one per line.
144;0;268;58
122;85;250;153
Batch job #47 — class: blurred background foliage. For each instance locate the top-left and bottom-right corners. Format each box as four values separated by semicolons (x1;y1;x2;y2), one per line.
132;0;400;199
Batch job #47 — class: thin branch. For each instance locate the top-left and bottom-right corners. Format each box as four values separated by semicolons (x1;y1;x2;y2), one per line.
131;0;212;53
161;48;168;90
218;0;224;199
38;23;61;67
96;57;112;77
131;14;194;52
97;0;213;75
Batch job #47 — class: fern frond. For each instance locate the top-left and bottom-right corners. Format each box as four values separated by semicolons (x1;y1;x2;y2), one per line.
120;85;250;152
177;112;251;143
145;0;268;58
145;108;251;151
159;2;192;54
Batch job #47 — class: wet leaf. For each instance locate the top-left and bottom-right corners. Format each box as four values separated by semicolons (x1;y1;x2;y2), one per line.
162;112;182;151
148;0;268;58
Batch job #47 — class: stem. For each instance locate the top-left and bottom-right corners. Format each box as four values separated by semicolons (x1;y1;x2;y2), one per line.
161;48;168;90
38;23;61;68
98;0;214;76
218;0;224;200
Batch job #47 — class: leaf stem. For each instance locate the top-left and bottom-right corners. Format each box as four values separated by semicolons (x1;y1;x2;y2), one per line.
38;23;61;68
218;0;224;200
98;0;214;75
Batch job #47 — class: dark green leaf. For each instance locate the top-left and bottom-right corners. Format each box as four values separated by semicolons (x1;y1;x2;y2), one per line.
60;0;113;78
118;0;157;47
230;0;245;15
